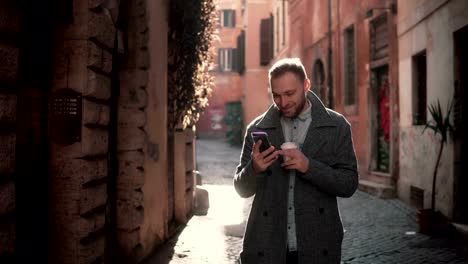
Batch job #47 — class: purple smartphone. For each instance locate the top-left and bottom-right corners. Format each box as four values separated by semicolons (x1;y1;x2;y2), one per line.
251;131;272;152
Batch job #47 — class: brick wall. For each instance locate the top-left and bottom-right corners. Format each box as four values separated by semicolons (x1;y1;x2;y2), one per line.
0;0;20;259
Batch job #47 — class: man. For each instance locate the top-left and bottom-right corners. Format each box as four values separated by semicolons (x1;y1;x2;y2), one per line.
234;58;358;264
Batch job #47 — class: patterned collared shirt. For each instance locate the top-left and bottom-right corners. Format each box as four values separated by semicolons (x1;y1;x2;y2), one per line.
280;99;312;252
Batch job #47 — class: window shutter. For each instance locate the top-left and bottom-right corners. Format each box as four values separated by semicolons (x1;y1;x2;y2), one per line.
218;49;224;72
269;14;274;60
227;49;233;71
371;14;389;61
260;18;268;65
231;10;236;27
260;15;274;66
219;10;223;28
232;49;238;72
236;30;245;74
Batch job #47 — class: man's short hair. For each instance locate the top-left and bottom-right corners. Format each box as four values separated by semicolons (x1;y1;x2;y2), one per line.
268;58;307;90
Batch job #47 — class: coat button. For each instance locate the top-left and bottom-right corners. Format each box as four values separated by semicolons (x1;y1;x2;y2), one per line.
266;169;272;176
319;208;324;214
263;211;268;217
322;249;328;256
258;251;264;257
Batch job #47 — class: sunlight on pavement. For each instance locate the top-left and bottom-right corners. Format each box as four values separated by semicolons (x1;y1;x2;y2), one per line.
203;185;248;226
173;216;228;263
146;139;252;263
165;184;251;263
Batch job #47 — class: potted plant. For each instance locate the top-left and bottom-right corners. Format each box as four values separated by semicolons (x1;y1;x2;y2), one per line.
417;99;454;235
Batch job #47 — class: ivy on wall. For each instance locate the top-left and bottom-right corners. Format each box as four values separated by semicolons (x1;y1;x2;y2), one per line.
167;0;217;130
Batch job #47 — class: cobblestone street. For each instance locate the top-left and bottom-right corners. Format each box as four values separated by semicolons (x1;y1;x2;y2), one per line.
145;138;468;264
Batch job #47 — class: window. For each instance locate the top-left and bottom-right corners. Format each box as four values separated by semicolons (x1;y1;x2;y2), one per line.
344;25;356;106
218;48;237;72
260;14;274;66
412;51;427;125
273;2;287;55
221;9;235;28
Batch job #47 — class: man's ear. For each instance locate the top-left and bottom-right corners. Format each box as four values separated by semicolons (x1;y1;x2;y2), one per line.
304;78;311;92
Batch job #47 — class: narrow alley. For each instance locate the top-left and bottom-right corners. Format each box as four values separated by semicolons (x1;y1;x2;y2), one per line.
2;1;468;263
145;138;468;264
144;138;253;264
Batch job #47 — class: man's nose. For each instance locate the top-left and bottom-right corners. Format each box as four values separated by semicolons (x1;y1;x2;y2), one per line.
280;98;288;108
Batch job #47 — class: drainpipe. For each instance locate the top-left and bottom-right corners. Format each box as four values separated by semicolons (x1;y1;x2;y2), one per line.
328;0;334;109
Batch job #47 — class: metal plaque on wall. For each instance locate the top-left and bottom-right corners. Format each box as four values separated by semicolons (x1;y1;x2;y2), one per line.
50;88;82;146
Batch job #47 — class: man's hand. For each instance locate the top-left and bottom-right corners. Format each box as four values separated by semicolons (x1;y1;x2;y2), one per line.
278;149;309;173
251;140;279;174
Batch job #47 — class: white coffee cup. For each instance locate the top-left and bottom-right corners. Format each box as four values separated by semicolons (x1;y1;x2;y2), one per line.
280;142;298;161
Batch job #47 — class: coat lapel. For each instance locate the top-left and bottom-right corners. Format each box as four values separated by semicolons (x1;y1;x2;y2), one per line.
302;91;336;157
254;105;285;149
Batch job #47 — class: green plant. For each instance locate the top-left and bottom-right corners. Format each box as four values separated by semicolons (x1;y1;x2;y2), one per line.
167;0;218;130
423;99;454;211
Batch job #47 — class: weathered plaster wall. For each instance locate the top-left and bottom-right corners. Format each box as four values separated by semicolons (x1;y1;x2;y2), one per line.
398;0;468;217
140;0;169;259
243;0;274;126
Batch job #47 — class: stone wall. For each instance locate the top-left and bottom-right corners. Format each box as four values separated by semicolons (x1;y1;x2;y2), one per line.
0;0;20;259
115;0;149;260
0;0;196;262
49;0;118;262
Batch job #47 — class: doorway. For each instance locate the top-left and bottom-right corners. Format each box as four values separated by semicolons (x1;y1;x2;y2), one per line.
225;101;243;146
370;66;390;173
453;25;467;223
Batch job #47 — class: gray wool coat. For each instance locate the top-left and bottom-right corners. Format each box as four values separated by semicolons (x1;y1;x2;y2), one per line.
234;91;359;264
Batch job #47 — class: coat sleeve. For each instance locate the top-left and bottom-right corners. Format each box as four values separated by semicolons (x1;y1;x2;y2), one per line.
299;116;359;198
233;126;260;198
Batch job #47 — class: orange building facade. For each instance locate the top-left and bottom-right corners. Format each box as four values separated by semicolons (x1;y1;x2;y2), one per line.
196;0;244;144
286;0;399;198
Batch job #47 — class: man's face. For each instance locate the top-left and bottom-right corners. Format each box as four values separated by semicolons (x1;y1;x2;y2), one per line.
271;72;309;118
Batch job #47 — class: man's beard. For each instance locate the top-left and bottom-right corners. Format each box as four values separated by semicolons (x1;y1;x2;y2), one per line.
291;96;306;118
277;95;306;118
